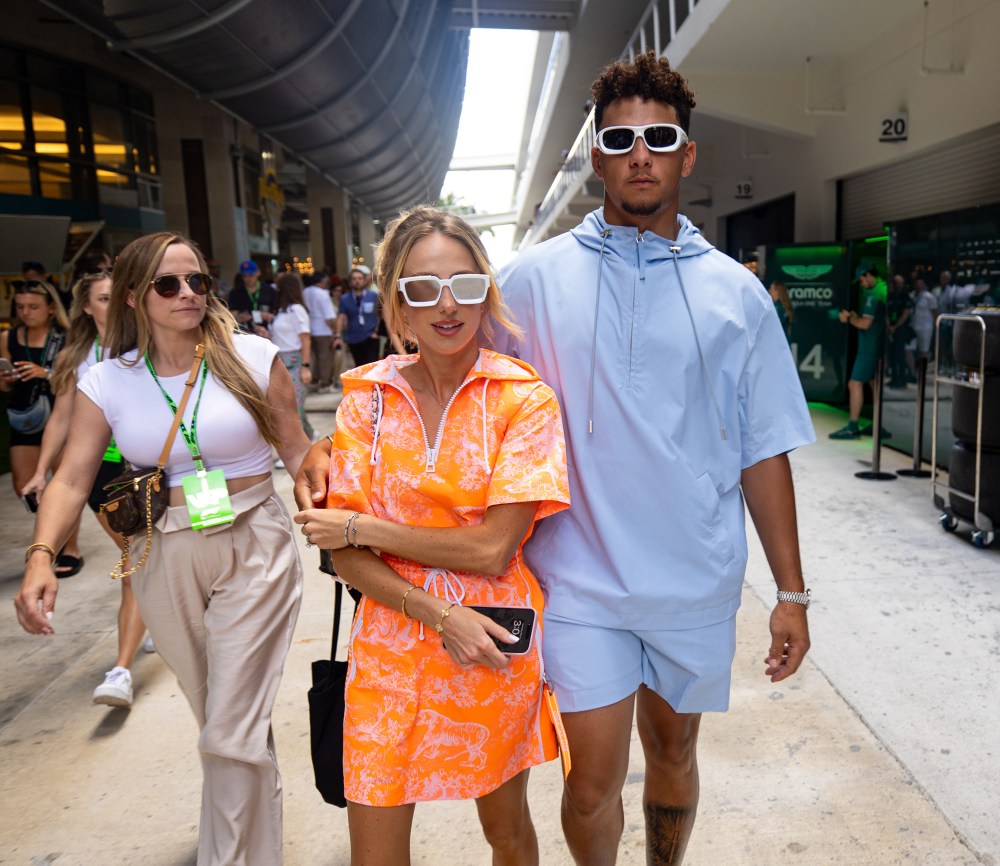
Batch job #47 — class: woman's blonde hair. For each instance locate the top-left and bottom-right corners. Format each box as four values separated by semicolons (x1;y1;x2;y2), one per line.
12;279;70;331
103;232;281;447
49;272;111;395
374;205;522;346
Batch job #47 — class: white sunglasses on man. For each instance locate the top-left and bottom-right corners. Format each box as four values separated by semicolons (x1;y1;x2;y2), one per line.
595;123;689;155
397;274;491;307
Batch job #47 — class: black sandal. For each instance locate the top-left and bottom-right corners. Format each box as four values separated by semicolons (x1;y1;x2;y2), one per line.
55;554;85;578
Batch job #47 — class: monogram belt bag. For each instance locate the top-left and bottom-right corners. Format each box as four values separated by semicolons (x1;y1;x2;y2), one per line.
100;345;205;579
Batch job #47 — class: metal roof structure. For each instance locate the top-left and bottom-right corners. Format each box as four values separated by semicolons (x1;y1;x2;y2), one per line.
38;0;487;217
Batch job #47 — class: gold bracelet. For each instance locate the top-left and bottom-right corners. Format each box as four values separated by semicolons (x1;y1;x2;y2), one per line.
435;602;458;634
401;585;417;618
25;542;56;563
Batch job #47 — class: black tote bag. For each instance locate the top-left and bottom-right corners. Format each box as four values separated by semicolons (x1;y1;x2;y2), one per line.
308;578;358;807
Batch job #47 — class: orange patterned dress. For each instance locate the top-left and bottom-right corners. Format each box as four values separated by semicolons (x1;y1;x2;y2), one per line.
327;349;570;806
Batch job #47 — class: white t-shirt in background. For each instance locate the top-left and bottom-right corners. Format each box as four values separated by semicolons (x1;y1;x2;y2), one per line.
270;303;310;352
303;286;336;336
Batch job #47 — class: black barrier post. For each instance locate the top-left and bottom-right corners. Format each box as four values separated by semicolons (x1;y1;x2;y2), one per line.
898;355;932;478
856;357;897;481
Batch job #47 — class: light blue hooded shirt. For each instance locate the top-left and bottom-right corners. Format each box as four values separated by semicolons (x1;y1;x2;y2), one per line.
496;209;815;629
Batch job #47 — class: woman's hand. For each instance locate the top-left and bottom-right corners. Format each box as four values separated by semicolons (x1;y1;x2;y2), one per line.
15;555;59;635
439;606;515;670
13;361;48;381
21;472;47;498
294;507;359;549
301;366;313;386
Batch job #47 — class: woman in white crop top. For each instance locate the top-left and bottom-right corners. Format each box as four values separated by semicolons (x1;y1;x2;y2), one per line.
15;232;310;866
21;270;153;708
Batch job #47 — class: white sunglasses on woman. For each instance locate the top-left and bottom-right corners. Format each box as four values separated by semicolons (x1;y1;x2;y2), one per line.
397;274;491;307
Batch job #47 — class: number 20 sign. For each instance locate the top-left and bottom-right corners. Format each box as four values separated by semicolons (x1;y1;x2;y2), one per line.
879;112;908;143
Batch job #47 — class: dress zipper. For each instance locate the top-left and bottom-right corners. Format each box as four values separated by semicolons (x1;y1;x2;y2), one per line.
384;380;465;473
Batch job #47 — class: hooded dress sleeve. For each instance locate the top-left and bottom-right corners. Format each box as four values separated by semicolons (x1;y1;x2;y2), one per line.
486;382;570;521
326;387;376;514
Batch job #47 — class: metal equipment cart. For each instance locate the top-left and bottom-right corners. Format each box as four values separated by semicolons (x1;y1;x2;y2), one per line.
931;312;996;548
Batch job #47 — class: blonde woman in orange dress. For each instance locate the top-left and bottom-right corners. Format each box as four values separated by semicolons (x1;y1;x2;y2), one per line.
295;205;570;866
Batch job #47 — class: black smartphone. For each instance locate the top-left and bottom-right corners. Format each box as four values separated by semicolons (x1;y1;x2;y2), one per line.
471;606;536;655
21;493;38;513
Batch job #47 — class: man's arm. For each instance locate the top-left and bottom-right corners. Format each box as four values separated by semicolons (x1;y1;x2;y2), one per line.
840;309;875;330
740;452;810;683
293;436;332;508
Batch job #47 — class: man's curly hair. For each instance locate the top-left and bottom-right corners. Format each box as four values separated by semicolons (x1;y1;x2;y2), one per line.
591;50;696;133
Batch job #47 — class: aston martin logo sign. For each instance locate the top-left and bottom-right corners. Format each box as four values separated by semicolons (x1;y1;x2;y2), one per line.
782;264;833;281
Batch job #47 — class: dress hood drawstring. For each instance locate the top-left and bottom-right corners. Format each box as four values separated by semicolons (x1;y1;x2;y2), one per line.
369;383;384;464
479;378;491;473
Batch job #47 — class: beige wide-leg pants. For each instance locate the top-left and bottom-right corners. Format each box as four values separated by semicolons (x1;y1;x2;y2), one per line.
132;478;303;866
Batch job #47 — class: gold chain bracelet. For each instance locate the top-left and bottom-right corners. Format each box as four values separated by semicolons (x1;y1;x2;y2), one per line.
435;602;458;634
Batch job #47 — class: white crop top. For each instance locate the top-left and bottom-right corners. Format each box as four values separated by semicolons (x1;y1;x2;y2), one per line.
79;333;278;487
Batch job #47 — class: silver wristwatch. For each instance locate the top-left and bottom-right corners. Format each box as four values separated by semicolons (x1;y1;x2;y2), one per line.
776;589;811;608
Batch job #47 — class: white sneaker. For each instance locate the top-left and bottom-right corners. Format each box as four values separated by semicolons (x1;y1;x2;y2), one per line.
141;634;156;654
93;666;133;707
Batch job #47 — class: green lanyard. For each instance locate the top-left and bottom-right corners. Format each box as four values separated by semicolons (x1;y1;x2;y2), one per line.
249;289;260;310
96;336;123;462
144;351;210;472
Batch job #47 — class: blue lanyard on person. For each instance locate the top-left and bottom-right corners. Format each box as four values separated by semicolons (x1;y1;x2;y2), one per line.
96;336;124;463
144;351;235;529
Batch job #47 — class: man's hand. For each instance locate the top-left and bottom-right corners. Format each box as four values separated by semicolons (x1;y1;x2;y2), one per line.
764;602;810;682
293;437;332;509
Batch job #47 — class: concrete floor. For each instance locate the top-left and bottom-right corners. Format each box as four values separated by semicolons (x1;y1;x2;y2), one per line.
1;395;996;865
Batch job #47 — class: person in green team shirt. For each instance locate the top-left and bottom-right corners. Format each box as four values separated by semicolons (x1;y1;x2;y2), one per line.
830;260;887;439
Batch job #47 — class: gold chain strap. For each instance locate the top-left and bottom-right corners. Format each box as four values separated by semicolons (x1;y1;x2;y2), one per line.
109;471;159;580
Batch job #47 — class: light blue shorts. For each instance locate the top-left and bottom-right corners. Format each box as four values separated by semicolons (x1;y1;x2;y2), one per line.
541;613;738;714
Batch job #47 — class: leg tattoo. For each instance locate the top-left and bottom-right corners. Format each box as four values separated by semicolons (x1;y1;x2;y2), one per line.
644;802;696;865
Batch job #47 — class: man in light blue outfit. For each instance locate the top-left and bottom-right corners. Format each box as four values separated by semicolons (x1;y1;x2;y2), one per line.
496;51;815;864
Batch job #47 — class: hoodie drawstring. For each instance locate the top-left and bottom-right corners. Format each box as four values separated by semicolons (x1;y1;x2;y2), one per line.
588;228;614;434
418;568;466;640
669;246;729;441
